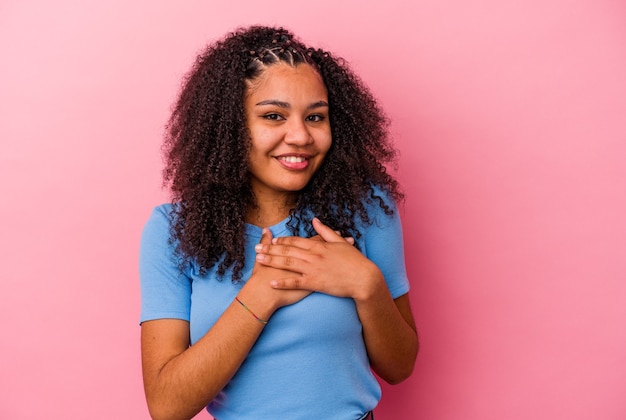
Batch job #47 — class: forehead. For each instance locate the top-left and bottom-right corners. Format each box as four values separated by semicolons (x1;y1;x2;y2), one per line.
245;63;327;101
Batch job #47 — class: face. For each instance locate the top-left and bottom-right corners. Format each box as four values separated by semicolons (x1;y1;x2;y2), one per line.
244;63;332;203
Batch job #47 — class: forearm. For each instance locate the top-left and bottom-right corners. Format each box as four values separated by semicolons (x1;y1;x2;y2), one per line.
355;276;418;384
143;296;268;420
255;223;418;383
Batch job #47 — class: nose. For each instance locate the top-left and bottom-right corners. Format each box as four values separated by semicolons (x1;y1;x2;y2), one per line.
284;118;313;146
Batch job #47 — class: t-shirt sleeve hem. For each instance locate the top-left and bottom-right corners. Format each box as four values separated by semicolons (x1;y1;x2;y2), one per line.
139;311;190;325
388;279;410;299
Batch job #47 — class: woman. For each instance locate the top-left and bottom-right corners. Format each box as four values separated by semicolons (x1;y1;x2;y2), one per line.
140;26;418;420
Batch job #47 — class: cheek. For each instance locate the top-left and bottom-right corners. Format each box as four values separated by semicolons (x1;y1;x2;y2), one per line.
321;133;332;155
249;127;276;151
246;138;264;168
248;134;268;157
247;148;265;171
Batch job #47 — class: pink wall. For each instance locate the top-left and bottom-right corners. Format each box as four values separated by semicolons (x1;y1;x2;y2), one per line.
1;1;625;419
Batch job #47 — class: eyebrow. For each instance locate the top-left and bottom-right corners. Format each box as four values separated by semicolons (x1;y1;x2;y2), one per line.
255;99;329;110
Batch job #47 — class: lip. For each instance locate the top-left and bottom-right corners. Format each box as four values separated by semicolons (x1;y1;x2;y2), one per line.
274;153;313;170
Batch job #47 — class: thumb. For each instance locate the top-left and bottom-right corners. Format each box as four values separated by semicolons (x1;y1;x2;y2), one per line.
312;217;344;243
259;227;273;245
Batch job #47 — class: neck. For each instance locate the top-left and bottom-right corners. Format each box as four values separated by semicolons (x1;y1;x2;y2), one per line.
246;194;296;228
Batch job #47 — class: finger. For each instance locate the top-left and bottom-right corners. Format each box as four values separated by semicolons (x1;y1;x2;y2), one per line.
270;276;309;290
255;249;308;272
312;233;354;245
271;235;316;250
312;217;345;243
256;241;302;257
336;233;355;245
259;228;273;245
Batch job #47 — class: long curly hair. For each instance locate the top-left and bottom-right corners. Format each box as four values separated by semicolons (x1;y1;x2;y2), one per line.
163;26;403;280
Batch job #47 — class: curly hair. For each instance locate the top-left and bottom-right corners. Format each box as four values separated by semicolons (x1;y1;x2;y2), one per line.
163;25;403;280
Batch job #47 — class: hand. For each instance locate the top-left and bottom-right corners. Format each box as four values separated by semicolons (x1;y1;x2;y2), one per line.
240;228;312;315
310;230;355;245
254;218;383;302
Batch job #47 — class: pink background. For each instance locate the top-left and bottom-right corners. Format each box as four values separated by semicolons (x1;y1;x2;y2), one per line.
1;1;625;419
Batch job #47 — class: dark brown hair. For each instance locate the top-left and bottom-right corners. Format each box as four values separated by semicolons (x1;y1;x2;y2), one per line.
163;26;402;280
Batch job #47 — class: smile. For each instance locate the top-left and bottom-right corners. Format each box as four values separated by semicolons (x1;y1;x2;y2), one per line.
276;155;311;170
278;156;307;163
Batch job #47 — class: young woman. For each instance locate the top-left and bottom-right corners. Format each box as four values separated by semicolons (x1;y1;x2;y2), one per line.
139;26;418;420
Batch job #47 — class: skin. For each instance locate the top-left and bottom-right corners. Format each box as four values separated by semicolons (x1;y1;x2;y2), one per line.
245;62;332;225
259;218;418;383
141;63;418;420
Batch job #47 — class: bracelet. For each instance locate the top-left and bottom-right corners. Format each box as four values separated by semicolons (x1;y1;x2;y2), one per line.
235;297;268;325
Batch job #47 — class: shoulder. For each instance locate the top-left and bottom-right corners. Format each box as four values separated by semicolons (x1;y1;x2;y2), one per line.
148;203;175;223
142;204;175;235
357;186;409;297
361;185;400;227
139;203;192;323
140;203;178;259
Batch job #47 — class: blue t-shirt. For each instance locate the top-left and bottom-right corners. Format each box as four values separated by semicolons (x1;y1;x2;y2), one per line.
139;199;410;419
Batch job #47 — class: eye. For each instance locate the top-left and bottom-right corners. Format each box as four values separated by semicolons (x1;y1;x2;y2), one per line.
306;114;326;122
262;113;284;121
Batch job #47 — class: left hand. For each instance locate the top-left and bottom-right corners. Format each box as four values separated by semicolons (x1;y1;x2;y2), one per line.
254;218;383;302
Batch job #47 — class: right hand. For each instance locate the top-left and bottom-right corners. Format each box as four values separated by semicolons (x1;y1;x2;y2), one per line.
238;228;312;318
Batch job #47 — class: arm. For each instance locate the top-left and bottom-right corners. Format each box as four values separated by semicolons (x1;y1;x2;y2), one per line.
350;282;418;384
141;304;264;420
141;229;310;420
255;217;418;384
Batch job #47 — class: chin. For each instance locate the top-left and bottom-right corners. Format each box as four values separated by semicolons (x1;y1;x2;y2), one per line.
280;184;309;193
276;178;313;192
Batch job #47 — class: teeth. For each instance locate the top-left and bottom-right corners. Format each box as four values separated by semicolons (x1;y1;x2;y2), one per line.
280;156;306;163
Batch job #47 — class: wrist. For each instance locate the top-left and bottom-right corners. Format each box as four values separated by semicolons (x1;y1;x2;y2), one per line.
234;296;268;325
237;279;278;321
353;264;385;303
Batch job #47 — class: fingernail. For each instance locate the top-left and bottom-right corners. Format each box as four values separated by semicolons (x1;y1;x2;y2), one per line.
255;244;262;251
256;254;265;261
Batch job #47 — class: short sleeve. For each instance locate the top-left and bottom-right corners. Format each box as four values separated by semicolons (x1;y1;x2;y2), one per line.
360;197;410;299
139;205;192;323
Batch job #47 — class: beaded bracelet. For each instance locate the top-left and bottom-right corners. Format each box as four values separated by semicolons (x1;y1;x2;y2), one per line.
235;297;268;325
